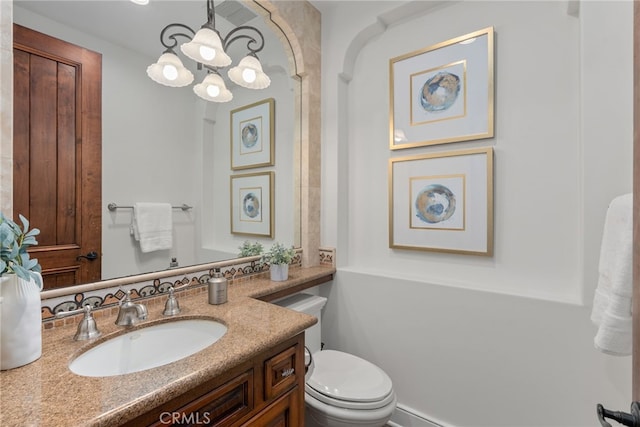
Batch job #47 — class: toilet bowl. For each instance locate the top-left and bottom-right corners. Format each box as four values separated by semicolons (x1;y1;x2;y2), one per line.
274;293;396;427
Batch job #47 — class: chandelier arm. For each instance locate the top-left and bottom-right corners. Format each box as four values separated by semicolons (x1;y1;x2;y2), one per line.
222;26;265;55
160;23;196;50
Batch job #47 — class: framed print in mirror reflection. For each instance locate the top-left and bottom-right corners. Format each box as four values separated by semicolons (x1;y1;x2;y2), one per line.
389;27;494;150
231;98;275;170
230;171;274;238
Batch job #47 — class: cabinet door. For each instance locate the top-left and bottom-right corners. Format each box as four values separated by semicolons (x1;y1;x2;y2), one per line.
264;345;298;401
149;370;254;427
243;386;302;427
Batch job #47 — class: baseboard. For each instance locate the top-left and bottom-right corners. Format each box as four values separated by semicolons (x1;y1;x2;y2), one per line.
388;404;450;427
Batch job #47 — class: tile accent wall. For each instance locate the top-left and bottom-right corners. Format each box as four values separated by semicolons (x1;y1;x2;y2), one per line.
319;247;335;267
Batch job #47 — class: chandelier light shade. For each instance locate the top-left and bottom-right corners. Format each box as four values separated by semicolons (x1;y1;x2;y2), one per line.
146;0;270;103
228;54;271;89
146;51;194;87
180;28;231;68
193;72;233;102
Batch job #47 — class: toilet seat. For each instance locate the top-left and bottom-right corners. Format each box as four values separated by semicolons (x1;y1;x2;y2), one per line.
306;350;395;410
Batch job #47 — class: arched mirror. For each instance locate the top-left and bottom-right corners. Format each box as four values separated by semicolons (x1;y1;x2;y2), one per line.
10;0;311;291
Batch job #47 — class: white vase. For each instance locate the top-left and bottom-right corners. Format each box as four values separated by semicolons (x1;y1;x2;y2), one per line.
270;264;289;281
0;273;43;370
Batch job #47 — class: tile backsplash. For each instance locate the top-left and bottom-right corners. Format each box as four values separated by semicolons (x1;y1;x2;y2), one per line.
41;247;335;323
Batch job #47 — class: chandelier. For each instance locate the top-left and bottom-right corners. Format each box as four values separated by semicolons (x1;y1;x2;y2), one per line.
146;0;270;102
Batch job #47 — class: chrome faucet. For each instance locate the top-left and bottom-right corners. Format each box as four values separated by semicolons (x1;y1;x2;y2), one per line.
115;290;148;326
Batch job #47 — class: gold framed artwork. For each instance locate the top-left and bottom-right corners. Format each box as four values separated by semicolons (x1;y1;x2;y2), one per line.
231;98;275;170
230;171;274;238
389;147;493;255
389;27;494;150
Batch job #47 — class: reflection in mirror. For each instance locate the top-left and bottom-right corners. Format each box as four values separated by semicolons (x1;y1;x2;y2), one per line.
12;0;300;288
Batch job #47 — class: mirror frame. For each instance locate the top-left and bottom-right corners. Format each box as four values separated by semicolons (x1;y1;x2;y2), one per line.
0;0;321;298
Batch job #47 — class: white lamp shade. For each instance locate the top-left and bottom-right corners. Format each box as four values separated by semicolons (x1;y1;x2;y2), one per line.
147;52;194;87
180;28;232;68
228;55;270;89
193;73;233;102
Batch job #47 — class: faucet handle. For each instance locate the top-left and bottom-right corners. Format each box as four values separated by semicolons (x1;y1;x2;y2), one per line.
162;282;190;316
119;290;133;304
163;287;181;316
56;305;101;341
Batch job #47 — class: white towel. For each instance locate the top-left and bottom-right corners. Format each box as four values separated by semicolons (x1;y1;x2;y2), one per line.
131;202;173;253
591;193;632;356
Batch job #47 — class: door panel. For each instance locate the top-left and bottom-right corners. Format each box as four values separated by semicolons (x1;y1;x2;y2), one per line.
57;62;78;244
28;54;58;244
13;24;102;291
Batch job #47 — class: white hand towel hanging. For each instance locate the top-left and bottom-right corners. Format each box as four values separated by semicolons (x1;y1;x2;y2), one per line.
132;202;173;253
591;193;632;356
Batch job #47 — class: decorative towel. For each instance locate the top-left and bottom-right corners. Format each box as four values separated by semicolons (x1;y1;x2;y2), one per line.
591;193;632;356
131;202;173;253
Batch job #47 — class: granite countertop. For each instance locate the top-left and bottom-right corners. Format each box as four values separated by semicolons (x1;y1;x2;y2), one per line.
0;266;334;427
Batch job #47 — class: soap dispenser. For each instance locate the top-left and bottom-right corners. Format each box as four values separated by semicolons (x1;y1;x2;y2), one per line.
208;268;227;305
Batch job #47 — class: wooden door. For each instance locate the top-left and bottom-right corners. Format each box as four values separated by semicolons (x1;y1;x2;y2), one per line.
13;24;102;291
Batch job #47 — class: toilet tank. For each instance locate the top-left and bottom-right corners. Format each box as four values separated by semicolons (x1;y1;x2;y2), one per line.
274;293;327;354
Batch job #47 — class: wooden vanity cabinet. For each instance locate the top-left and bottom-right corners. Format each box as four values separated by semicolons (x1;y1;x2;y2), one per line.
122;333;305;427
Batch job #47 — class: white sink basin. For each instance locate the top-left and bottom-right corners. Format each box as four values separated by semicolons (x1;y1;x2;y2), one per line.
69;319;227;377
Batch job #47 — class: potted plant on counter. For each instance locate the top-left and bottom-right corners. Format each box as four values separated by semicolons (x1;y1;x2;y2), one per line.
260;242;296;282
0;213;43;370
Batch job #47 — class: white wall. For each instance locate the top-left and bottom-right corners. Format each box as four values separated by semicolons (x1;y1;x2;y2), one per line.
319;1;632;426
100;37;201;276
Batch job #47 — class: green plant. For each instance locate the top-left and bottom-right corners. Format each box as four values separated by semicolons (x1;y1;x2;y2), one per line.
260;242;296;266
238;240;264;258
0;213;42;287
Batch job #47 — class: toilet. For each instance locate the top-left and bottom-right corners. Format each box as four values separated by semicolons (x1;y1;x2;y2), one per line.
275;293;396;427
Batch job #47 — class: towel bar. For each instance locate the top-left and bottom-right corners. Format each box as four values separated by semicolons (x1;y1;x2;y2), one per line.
107;203;192;212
